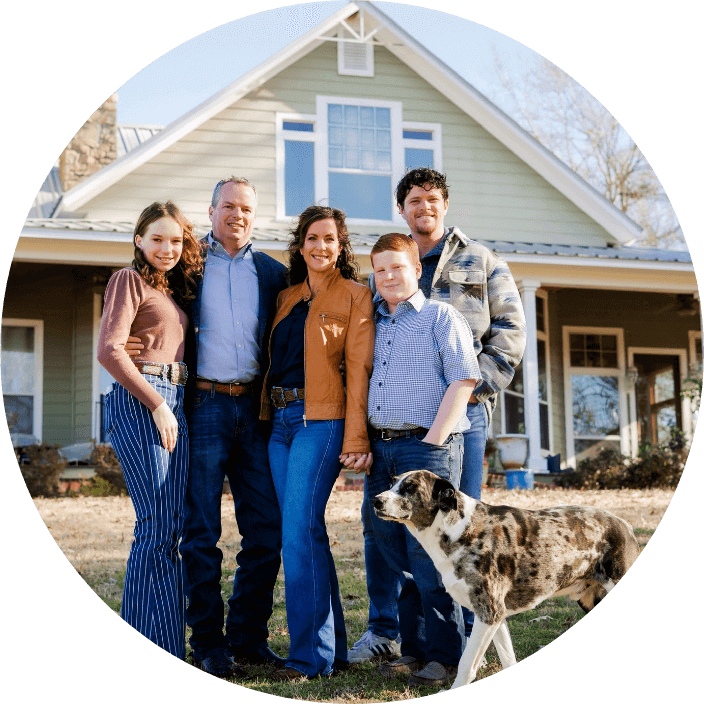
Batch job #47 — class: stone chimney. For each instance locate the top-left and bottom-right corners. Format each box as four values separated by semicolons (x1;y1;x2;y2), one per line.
59;94;118;191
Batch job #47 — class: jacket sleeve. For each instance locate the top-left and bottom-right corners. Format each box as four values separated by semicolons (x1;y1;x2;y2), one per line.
473;254;526;402
341;286;375;455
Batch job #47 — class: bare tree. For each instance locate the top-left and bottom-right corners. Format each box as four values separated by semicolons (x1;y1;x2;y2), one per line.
493;55;683;249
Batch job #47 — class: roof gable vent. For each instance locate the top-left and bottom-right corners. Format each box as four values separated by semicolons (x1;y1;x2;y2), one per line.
338;40;374;77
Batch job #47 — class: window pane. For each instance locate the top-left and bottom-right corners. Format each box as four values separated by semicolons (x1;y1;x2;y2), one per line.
572;375;619;436
1;326;35;394
656;404;677;443
403;129;433;140
569;332;619;368
4;395;33;434
344;105;359;125
345;128;358;148
283;121;314;132
536;296;545;332
375;107;390;128
344;149;359;169
360;128;375;149
537;339;547;401
360;106;375;127
328;172;391;220
328;147;343;169
376;151;391;171
328;104;343;124
284;141;315;216
405;148;434;170
654;369;675;403
540;402;550;450
361;150;375;171
376;129;391;150
328;126;343;146
504;392;525;434
507;360;524;395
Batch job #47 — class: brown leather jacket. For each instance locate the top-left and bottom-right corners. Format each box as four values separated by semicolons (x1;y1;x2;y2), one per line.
260;268;374;455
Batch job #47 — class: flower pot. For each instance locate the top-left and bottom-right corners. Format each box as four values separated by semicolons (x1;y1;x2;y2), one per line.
495;434;528;469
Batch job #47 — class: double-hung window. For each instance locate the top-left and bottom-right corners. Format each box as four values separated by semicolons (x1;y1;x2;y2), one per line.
276;96;442;224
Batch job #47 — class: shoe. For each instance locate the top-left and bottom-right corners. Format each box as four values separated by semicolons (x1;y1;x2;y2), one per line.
348;630;402;663
271;666;308;681
194;649;247;679
228;643;286;667
379;655;423;678
408;661;458;687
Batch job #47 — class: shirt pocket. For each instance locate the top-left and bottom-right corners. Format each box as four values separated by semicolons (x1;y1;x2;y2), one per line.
448;269;486;309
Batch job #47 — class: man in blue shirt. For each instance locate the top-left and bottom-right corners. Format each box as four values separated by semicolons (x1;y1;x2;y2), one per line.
126;177;287;678
366;233;481;687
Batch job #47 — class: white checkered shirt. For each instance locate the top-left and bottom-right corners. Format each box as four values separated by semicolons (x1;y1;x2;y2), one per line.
368;290;481;432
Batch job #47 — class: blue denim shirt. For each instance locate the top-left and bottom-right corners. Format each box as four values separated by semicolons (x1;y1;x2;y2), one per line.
197;233;260;383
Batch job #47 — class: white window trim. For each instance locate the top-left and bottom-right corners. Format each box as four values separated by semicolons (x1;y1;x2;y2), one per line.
276;100;444;226
688;329;701;373
402;121;443;174
275;112;318;221
2;317;44;440
563;326;627;468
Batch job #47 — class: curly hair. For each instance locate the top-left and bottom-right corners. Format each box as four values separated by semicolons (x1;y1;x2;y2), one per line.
395;167;449;208
132;201;203;305
286;205;359;286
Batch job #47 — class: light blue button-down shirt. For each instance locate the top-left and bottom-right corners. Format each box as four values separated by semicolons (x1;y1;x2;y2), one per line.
368;290;481;432
197;233;260;383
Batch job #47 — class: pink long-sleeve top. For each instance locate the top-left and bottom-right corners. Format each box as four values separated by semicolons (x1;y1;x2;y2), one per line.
97;268;188;411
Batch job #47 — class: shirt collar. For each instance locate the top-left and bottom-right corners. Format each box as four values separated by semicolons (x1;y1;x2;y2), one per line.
207;231;253;260
376;289;426;318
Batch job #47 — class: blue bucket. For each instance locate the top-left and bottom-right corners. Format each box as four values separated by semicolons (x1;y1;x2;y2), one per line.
505;470;534;490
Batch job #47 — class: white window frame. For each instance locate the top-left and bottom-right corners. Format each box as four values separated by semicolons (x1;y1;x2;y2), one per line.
2;317;44;440
563;326;627;468
275;112;318;221
275;98;443;225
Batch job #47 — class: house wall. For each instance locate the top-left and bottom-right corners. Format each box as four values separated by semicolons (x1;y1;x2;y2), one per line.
3;265;102;445
79;43;614;247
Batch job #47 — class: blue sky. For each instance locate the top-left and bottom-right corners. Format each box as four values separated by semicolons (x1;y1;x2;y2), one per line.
116;1;536;126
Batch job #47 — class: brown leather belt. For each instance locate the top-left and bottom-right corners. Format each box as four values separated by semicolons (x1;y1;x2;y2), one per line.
196;379;254;396
270;387;305;409
374;427;428;441
135;361;188;386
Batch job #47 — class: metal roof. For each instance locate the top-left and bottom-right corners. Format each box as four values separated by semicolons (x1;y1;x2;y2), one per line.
116;124;164;158
21;218;692;264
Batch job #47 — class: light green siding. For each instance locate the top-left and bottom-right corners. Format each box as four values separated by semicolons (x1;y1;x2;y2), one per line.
81;42;614;247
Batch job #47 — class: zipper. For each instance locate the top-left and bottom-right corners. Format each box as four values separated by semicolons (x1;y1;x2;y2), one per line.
303;298;311;426
320;312;347;324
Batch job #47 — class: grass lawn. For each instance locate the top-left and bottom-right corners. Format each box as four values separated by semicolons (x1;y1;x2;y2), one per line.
84;551;597;701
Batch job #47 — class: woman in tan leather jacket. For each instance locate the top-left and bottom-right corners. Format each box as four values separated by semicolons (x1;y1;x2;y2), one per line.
261;205;374;680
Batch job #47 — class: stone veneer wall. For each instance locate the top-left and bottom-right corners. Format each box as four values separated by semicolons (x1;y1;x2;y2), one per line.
59;94;117;191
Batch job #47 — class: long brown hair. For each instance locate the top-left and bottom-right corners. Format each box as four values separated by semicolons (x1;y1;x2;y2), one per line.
287;205;358;286
132;201;203;304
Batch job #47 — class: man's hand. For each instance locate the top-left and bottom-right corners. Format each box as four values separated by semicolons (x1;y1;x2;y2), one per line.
339;452;373;475
124;335;144;357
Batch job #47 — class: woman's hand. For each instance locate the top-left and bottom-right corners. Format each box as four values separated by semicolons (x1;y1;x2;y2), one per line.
339;452;373;474
151;401;179;453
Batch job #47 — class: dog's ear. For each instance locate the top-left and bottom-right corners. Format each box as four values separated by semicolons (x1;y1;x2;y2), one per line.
432;478;457;512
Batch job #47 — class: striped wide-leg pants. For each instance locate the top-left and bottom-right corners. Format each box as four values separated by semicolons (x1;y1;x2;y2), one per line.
104;375;188;659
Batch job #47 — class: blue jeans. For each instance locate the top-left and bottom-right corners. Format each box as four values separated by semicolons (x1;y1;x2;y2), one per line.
268;400;347;677
363;404;488;641
459;401;488;632
366;433;465;665
181;390;282;660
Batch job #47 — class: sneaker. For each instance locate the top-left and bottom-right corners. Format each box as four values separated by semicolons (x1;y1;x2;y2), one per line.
348;630;402;663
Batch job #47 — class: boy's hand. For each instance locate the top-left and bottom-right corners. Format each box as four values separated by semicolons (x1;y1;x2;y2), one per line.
339;452;373;474
125;335;144;357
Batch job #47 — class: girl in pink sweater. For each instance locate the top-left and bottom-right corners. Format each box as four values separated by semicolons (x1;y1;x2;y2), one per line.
97;201;201;658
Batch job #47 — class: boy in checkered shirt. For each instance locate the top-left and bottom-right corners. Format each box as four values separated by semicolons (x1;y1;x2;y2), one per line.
364;233;481;687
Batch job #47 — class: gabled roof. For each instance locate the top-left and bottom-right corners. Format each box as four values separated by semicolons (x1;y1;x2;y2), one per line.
54;1;640;244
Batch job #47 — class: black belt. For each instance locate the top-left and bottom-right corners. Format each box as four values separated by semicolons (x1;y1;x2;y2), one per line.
135;361;188;386
373;427;428;441
270;387;305;409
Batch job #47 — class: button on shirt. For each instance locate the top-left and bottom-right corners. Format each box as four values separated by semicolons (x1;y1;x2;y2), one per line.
368;290;481;432
197;234;260;383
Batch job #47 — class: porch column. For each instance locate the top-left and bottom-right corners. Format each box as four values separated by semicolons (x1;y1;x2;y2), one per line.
518;279;543;471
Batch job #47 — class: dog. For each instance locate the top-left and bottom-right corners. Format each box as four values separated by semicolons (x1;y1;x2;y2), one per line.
373;470;639;688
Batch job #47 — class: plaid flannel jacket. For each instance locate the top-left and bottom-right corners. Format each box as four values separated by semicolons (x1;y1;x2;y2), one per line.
370;227;526;409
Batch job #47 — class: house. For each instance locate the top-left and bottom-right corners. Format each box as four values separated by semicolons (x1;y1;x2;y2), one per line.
4;0;699;471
